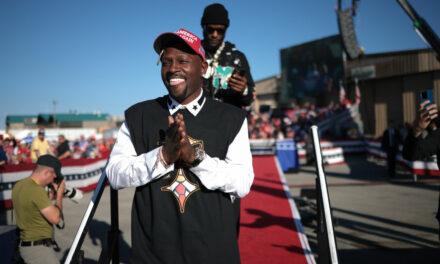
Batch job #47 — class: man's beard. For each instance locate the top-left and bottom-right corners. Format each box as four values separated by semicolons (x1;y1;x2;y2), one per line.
205;43;220;53
170;84;189;103
203;38;224;53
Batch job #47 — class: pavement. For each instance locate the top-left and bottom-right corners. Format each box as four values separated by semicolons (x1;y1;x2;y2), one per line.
288;155;440;263
1;154;439;263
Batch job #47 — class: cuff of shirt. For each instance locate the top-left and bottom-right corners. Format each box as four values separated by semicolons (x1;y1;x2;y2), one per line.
140;147;175;184
190;154;238;196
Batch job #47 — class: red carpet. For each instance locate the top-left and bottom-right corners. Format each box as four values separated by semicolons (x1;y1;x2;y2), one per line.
239;156;315;264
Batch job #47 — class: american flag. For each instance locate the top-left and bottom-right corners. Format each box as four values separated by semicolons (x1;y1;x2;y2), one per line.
339;80;346;104
355;78;361;105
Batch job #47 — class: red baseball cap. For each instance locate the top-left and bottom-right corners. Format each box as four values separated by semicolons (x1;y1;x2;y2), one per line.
154;28;206;62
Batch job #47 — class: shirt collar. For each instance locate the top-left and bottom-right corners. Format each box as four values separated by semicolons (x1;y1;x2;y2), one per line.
167;89;206;116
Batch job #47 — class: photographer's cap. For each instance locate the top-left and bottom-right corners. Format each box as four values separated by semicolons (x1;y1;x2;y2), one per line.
36;155;63;179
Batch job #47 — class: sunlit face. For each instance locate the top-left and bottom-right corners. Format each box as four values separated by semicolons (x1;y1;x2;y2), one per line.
203;24;226;50
161;46;207;104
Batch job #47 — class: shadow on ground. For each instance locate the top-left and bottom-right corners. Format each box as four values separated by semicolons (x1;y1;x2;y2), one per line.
338;248;439;264
294;155;440;263
59;219;131;263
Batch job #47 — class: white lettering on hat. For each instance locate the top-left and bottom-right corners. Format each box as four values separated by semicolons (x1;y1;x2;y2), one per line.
176;29;198;42
180;35;195;43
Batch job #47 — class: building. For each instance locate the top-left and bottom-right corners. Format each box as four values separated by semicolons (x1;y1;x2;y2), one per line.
5;115;38;129
344;48;440;136
252;75;280;113
6;112;116;131
252;48;440;137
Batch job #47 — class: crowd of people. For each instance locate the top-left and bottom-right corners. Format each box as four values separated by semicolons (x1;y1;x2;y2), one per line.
0;129;114;165
0;102;352;166
0;103;373;166
0;104;413;167
247;103;349;141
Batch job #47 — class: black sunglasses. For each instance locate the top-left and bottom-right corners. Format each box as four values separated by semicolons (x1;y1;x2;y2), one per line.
205;26;226;35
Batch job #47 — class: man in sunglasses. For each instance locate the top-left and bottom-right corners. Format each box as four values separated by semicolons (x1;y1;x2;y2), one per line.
201;3;255;109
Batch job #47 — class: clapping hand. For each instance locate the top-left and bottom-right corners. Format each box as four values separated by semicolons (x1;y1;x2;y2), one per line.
162;113;195;166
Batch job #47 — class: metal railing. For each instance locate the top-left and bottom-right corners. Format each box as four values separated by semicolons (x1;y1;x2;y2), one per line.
64;163;120;264
311;125;339;264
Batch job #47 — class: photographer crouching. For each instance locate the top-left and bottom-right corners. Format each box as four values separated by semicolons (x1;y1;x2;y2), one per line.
12;155;66;264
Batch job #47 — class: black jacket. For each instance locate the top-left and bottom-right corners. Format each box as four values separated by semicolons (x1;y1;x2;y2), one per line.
202;41;255;108
402;128;440;222
402;128;440;167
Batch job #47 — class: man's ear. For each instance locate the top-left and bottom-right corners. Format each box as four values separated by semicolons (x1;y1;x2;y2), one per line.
42;168;52;182
201;61;208;75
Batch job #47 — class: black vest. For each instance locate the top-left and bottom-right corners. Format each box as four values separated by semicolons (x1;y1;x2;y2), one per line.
124;94;246;264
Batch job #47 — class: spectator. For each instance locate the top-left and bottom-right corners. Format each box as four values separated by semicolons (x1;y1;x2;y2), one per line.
0;135;7;165
30;129;53;162
3;137;14;162
201;3;255;108
381;120;401;178
72;140;83;159
98;138;111;158
17;140;31;164
399;122;410;142
402;100;440;239
56;135;71;159
78;135;88;151
83;136;99;158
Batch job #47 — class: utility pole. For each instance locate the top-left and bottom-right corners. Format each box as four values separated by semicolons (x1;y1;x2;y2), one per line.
53;100;57;128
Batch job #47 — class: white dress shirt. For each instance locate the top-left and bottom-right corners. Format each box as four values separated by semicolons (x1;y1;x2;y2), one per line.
106;90;254;198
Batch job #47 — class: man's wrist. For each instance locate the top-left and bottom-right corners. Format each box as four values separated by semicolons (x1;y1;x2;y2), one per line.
55;197;63;211
158;146;171;169
412;125;424;138
54;203;62;211
54;204;65;229
190;146;205;167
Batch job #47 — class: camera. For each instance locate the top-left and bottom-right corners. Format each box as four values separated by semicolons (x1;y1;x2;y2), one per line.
63;186;83;203
51;175;83;203
53;173;64;185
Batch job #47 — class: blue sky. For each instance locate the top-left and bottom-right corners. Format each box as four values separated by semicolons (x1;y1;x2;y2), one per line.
1;0;439;129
